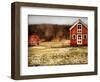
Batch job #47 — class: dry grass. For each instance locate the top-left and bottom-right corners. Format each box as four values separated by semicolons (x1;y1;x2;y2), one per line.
39;40;70;48
28;42;88;66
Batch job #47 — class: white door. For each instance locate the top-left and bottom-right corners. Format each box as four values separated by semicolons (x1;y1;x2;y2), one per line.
77;34;82;45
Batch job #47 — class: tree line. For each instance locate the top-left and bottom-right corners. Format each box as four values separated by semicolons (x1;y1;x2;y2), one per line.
28;24;71;41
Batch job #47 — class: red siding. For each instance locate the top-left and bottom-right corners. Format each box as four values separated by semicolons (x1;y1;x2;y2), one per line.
70;25;77;46
70;23;88;46
82;39;88;46
82;25;88;34
82;25;88;46
70;25;77;34
70;39;77;46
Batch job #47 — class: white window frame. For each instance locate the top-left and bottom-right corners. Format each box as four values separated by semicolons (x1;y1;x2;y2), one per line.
77;34;82;45
83;34;87;39
72;34;76;40
77;24;82;33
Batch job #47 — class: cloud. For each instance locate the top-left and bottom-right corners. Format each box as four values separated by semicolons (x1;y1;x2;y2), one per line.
28;15;88;25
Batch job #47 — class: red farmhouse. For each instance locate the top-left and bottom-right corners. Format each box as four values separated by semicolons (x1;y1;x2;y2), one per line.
69;19;88;46
28;34;40;46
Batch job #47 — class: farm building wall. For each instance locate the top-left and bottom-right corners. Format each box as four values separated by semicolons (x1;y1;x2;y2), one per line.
70;24;77;46
70;23;88;46
82;25;88;46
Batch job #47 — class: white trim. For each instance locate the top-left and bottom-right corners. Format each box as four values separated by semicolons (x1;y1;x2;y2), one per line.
72;34;76;40
77;34;82;45
77;24;82;33
83;34;87;39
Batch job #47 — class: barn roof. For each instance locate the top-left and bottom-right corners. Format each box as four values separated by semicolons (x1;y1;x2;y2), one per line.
69;19;88;30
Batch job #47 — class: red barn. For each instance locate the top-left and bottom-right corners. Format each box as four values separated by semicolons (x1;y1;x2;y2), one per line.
28;34;40;46
69;19;88;46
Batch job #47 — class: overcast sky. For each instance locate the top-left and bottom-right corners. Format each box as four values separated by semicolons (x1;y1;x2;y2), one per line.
28;15;88;25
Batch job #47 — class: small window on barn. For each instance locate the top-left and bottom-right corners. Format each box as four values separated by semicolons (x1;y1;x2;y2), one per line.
78;30;81;33
72;34;76;40
78;41;81;43
78;35;82;40
77;24;82;33
78;24;82;29
83;34;87;39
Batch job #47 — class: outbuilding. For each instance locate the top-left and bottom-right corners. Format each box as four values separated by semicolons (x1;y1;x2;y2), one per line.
69;19;88;46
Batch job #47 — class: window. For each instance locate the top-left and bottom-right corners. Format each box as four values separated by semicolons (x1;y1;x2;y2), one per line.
78;25;81;29
83;34;87;39
78;30;81;33
78;41;81;43
78;35;81;40
72;34;76;39
77;24;82;33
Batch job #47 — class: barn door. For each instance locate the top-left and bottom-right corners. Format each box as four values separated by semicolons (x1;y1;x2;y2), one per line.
77;34;82;45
